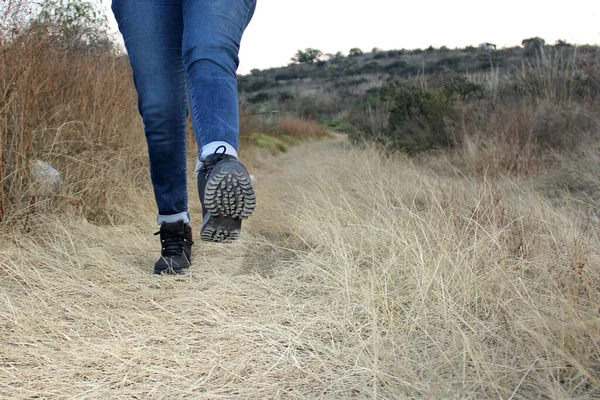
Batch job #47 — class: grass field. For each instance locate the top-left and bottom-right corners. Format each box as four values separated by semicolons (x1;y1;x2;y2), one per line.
1;136;599;398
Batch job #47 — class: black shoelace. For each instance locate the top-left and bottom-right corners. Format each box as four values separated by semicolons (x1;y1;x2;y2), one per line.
199;145;228;178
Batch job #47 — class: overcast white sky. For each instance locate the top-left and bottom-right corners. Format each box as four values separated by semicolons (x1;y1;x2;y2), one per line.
102;0;600;75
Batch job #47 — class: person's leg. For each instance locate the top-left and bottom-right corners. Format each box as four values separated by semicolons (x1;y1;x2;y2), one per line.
182;0;257;242
112;0;193;274
112;0;189;225
182;0;256;172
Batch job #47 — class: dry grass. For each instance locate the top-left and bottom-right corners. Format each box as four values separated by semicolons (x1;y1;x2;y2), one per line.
0;29;141;223
1;136;599;398
270;117;328;138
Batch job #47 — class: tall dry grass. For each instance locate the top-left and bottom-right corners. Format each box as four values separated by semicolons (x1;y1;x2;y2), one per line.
276;143;600;398
458;47;599;177
346;47;600;181
0;17;320;226
0;20;143;225
1;138;598;397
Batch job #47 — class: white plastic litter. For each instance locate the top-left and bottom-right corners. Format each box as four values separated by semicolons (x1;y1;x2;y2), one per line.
250;174;256;182
32;160;62;185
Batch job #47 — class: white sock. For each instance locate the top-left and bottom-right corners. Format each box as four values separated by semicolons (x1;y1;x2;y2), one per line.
157;212;190;225
195;141;238;176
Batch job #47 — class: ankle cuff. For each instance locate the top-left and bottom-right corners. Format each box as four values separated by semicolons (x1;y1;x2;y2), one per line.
196;142;238;176
157;212;190;225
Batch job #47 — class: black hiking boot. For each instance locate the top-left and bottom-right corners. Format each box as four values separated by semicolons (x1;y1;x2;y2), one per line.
197;147;256;242
153;220;193;275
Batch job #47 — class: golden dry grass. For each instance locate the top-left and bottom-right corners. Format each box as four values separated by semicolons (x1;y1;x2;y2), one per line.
1;136;599;398
271;117;328;138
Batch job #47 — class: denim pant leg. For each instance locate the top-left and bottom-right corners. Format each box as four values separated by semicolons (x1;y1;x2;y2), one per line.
182;0;256;154
112;0;190;224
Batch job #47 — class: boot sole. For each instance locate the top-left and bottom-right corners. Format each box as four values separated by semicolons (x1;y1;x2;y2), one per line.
201;160;256;242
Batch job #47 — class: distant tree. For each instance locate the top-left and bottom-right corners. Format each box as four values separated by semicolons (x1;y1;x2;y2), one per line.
426;45;435;53
521;37;545;50
325;51;345;62
291;48;323;64
555;39;572;47
35;0;112;52
349;47;363;57
371;47;381;53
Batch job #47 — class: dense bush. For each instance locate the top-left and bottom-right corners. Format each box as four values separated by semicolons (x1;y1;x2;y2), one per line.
385;60;408;73
359;61;381;74
380;82;454;152
248;92;271;104
349;78;484;153
442;76;484;102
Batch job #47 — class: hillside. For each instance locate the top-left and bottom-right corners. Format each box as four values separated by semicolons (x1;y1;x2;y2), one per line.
238;44;599;121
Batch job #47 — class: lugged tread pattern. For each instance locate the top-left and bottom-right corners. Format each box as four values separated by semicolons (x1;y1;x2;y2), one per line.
200;217;241;243
201;161;256;243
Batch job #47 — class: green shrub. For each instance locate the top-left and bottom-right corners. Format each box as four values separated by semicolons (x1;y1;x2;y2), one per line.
248;92;270;104
359;61;381;73
442;76;484;102
385;60;408;72
385;50;404;58
250;132;288;154
382;83;452;145
349;48;363;57
435;56;461;69
522;37;545;50
351;77;485;153
325;119;358;135
274;71;300;81
522;37;546;57
278;92;295;102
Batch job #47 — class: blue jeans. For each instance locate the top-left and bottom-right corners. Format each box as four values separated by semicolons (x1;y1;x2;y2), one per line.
111;0;256;224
